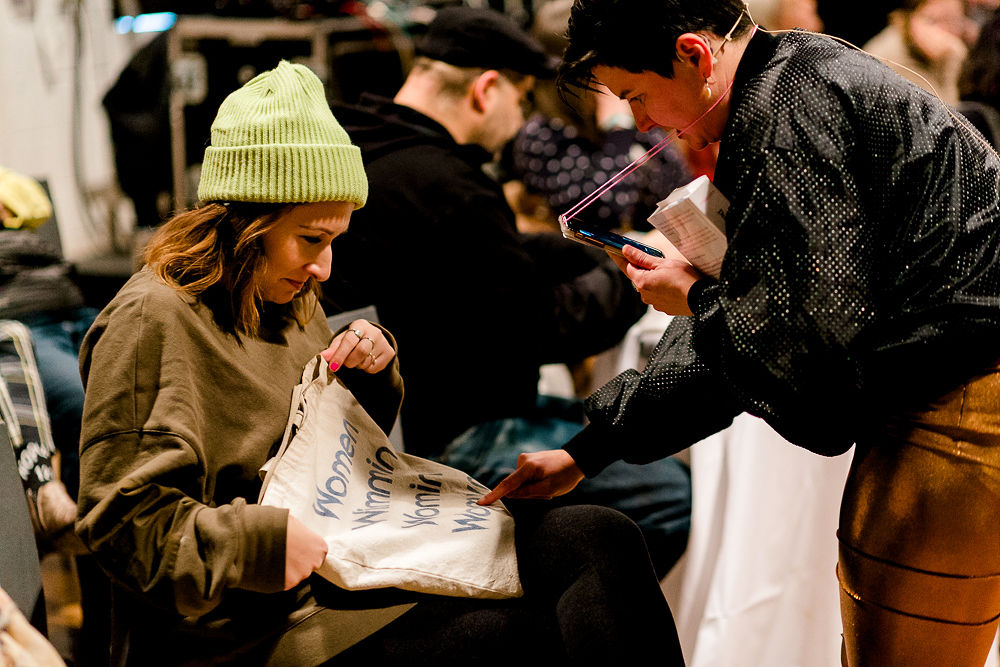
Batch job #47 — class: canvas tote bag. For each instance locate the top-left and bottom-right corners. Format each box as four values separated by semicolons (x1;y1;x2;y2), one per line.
259;356;522;600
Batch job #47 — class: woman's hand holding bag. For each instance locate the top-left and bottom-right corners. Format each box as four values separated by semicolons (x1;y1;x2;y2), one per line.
322;320;393;374
260;356;523;600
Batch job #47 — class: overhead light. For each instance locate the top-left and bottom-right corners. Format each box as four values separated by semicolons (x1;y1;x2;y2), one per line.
115;11;177;35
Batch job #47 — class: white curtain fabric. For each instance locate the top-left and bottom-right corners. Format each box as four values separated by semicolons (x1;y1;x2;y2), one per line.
665;415;852;667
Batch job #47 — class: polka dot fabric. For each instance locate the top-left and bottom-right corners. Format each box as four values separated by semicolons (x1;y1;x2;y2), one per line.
565;29;1000;475
511;115;691;230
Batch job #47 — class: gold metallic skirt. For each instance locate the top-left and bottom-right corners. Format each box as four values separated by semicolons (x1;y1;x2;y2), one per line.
838;361;1000;666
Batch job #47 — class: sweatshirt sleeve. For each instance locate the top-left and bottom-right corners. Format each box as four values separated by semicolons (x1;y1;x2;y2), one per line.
76;287;288;618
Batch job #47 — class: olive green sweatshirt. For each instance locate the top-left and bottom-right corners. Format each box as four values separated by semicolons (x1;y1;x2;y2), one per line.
76;269;412;665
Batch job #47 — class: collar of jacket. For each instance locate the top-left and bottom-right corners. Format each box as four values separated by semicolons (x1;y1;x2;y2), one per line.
353;93;495;167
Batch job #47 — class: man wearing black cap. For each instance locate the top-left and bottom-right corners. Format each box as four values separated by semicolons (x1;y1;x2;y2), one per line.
324;6;692;578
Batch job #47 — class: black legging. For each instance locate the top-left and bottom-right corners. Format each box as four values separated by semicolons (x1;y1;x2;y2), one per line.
334;503;684;665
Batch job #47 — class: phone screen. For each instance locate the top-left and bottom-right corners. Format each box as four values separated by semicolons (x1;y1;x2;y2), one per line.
563;223;665;259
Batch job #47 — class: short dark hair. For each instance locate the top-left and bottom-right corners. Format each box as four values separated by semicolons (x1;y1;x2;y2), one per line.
558;0;753;95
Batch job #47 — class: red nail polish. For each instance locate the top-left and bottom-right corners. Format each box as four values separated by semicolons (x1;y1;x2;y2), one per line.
329;362;339;371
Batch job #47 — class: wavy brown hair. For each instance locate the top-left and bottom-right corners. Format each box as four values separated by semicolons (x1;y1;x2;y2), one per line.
144;201;322;336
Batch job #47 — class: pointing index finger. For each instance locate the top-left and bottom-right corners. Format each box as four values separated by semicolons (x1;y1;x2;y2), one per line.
478;467;531;505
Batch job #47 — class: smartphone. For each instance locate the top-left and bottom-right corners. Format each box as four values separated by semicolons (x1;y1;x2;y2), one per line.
559;217;665;258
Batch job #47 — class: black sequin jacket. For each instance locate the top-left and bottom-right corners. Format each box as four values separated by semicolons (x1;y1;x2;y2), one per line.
565;29;1000;473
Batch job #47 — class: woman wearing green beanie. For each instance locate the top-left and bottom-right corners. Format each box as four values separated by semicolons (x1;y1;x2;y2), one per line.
72;61;681;665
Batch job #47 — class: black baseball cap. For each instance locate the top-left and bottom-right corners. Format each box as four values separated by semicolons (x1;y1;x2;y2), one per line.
415;6;556;78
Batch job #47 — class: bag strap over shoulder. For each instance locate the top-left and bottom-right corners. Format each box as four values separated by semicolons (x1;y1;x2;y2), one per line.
258;355;330;501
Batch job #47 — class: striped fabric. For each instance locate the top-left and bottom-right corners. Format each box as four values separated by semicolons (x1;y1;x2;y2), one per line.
0;320;56;492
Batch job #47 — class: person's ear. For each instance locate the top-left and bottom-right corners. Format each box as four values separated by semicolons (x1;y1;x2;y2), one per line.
676;33;715;79
471;69;501;113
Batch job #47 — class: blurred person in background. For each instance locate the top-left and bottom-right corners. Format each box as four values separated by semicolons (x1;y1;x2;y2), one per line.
958;6;1000;147
963;0;1000;41
864;0;971;105
747;0;824;31
815;0;898;47
0;166;91;553
507;0;692;233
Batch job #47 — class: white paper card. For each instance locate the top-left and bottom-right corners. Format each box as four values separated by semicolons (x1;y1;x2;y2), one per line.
647;175;730;278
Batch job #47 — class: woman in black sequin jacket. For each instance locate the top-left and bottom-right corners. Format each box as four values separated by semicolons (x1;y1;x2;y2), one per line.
482;0;1000;664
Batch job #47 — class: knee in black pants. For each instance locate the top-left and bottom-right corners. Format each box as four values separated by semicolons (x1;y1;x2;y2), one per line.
512;503;684;665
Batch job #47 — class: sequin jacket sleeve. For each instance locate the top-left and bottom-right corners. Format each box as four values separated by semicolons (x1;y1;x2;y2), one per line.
567;31;1000;473
564;314;743;476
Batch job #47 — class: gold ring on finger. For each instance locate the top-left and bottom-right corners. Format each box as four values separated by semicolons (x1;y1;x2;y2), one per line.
348;328;363;339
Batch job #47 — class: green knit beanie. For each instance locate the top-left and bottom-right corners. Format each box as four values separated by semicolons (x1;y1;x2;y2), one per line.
198;60;367;208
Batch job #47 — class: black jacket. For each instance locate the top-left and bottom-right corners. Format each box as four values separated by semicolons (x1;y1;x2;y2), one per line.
323;95;646;456
566;30;1000;474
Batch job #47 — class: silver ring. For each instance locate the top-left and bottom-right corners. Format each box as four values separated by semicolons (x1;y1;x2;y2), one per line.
348;328;363;339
